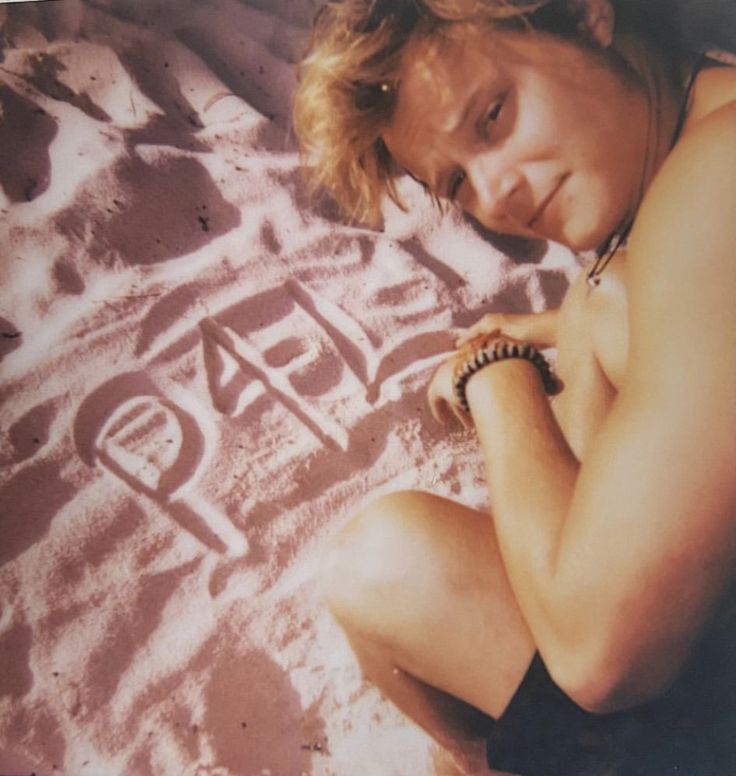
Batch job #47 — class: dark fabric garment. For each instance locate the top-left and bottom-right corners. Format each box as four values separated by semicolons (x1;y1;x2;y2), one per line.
486;603;736;776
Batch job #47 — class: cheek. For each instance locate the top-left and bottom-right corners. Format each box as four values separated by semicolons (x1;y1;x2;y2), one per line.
572;177;620;247
561;111;634;215
587;126;644;216
517;77;586;159
512;101;561;167
528;72;618;162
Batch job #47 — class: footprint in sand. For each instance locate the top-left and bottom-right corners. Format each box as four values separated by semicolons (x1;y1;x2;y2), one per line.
0;85;57;202
0;316;23;361
7;398;58;464
55;154;241;267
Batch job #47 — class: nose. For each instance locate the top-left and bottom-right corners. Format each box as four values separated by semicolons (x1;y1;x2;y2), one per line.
464;153;525;229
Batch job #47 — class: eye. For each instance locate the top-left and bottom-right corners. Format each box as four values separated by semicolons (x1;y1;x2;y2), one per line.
481;100;503;137
447;169;466;201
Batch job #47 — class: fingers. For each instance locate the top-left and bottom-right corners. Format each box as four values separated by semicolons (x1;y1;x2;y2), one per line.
429;396;449;425
429;385;472;430
430;396;472;429
427;353;474;430
455;317;503;347
453;404;473;430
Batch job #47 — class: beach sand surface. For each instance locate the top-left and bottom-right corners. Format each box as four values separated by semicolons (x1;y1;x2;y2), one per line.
0;2;578;774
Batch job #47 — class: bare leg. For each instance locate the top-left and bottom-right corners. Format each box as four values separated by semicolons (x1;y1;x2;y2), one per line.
320;490;536;772
347;634;496;771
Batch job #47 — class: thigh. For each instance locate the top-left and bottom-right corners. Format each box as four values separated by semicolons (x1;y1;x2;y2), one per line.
323;490;536;719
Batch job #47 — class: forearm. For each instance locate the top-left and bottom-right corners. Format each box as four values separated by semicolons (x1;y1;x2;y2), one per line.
459;309;560;349
430;330;725;709
513;308;559;347
460;352;734;711
465;361;580;652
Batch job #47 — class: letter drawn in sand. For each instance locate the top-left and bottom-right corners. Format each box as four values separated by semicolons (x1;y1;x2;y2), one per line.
74;374;247;556
200;316;350;451
95;396;247;556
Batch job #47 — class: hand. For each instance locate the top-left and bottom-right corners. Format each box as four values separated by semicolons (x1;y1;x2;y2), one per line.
456;310;558;349
427;356;473;430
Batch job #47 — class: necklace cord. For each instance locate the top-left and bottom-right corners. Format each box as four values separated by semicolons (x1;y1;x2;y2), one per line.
586;53;705;287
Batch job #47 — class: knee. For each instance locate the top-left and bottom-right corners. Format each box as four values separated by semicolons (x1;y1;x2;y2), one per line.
319;490;430;634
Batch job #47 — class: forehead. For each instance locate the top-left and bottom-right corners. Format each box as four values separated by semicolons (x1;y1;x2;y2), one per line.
390;27;503;129
382;26;510;181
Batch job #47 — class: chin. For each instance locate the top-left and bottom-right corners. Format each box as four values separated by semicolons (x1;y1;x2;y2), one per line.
559;183;624;253
561;216;613;254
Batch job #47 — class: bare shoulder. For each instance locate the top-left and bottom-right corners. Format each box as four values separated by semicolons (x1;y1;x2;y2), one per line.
629;62;736;292
630;95;736;297
687;62;736;128
625;94;736;399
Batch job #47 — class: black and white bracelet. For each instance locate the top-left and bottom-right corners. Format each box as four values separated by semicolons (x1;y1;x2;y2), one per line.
453;339;557;413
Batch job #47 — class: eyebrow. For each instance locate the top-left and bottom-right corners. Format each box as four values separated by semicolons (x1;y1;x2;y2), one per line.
444;87;482;135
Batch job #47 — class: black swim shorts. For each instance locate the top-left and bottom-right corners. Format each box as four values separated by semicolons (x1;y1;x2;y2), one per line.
485;652;736;775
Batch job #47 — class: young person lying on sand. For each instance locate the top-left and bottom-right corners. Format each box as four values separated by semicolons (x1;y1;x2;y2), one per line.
294;1;736;773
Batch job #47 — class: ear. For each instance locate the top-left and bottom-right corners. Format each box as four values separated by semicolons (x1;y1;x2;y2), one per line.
573;0;615;47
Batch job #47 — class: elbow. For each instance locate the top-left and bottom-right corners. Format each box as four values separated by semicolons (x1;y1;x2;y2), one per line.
549;665;630;715
545;639;685;715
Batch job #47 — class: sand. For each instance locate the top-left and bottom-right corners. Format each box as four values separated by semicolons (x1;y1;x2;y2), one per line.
0;2;579;774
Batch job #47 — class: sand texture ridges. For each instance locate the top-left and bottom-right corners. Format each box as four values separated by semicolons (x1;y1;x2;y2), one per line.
0;1;578;774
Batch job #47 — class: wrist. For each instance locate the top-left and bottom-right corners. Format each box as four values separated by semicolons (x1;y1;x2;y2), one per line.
453;336;557;413
465;358;542;408
510;309;559;347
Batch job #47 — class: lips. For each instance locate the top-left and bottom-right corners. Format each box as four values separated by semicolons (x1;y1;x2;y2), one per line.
528;174;569;231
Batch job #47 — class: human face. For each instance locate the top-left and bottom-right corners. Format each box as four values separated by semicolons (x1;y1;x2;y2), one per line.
382;25;652;251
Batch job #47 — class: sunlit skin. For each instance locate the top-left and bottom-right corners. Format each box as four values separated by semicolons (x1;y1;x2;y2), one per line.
319;5;736;773
382;25;677;252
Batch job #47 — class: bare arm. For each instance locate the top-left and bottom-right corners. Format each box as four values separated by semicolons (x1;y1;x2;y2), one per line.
456;308;560;349
465;103;736;712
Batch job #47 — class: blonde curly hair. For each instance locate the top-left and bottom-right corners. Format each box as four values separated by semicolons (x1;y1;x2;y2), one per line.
293;0;682;227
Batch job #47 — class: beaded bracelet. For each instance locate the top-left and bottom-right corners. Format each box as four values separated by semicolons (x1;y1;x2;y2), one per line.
453;338;557;413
